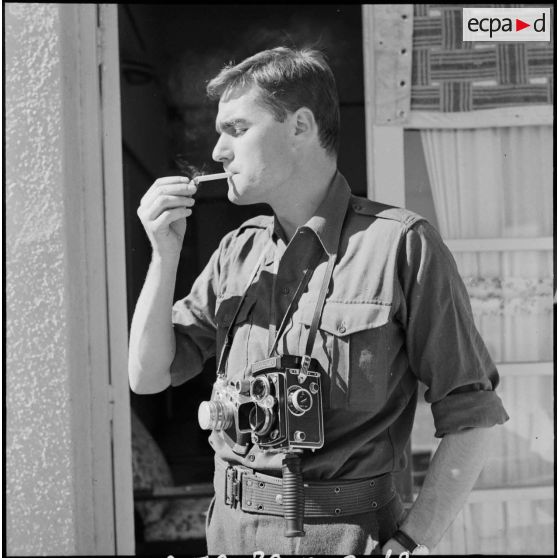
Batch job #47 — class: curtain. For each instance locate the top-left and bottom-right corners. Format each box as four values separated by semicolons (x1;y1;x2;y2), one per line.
421;126;553;363
420;125;553;489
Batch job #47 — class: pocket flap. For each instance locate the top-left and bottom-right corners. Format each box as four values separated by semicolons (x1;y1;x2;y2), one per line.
299;300;391;336
215;295;256;328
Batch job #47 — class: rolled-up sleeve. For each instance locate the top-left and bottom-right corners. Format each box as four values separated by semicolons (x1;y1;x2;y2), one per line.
397;220;509;437
170;234;230;386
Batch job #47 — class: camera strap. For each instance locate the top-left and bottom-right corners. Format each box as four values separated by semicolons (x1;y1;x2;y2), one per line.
267;247;324;356
267;245;322;355
303;251;337;363
268;249;337;379
216;222;341;380
216;243;272;379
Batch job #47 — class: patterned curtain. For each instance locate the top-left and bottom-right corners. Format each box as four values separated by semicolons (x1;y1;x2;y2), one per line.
411;5;553;113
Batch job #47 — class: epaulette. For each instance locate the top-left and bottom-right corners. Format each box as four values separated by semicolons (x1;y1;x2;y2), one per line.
350;195;424;228
236;214;273;233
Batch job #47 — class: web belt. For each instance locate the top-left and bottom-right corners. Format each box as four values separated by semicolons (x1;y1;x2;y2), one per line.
214;456;396;518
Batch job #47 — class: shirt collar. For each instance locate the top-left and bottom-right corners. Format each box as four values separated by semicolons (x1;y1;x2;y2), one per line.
271;170;351;255
302;170;351;255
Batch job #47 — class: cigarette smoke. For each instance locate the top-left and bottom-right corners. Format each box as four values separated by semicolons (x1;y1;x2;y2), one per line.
174;154;209;180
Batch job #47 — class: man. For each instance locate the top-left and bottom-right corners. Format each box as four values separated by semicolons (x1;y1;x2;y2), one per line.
129;47;508;555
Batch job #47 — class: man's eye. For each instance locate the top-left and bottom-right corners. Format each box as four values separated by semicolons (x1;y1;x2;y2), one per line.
233;127;247;136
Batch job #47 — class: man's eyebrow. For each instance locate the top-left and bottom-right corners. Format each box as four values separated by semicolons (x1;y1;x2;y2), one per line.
216;118;249;133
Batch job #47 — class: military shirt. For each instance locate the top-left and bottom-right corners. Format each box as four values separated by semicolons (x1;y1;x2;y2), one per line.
171;171;509;480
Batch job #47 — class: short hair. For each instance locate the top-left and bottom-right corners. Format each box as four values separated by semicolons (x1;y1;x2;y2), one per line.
206;47;340;156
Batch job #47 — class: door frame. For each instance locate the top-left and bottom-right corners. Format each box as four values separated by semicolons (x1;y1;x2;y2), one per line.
60;4;134;554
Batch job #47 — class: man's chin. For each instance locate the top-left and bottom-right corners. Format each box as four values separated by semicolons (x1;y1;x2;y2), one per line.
227;188;242;205
227;177;241;203
227;191;252;206
227;181;256;206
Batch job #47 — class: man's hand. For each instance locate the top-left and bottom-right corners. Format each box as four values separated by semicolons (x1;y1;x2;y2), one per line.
381;537;409;555
137;176;197;257
129;176;197;394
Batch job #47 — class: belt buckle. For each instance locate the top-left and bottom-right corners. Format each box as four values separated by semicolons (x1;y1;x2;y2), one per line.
224;466;243;509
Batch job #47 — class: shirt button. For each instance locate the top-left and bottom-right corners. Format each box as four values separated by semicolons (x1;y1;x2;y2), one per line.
281;287;290;295
338;324;347;334
248;454;255;462
353;204;362;211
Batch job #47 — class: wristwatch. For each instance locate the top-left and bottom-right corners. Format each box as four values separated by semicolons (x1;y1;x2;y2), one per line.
391;529;430;555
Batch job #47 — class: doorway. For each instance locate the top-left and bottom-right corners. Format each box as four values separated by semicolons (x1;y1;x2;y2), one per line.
118;5;367;553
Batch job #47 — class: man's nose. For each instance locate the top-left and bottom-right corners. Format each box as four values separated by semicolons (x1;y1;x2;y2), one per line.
212;135;232;163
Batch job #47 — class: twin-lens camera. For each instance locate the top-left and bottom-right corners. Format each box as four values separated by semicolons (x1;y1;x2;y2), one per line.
198;355;324;455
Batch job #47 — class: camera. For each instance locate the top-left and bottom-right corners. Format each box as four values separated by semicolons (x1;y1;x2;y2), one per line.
197;375;254;455
198;355;324;454
248;355;324;452
198;356;325;538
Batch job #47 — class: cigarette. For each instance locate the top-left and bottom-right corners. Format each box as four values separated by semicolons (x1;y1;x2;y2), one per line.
193;172;230;185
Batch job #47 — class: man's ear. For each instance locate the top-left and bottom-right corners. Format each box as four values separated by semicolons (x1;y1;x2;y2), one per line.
293;107;317;140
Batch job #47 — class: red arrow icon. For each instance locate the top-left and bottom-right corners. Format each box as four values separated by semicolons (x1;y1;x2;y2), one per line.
516;18;530;31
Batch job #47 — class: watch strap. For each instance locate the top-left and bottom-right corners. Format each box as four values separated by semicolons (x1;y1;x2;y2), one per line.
391;529;419;552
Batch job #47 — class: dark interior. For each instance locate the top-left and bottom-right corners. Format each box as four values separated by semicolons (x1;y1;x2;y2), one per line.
118;5;382;553
120;4;366;476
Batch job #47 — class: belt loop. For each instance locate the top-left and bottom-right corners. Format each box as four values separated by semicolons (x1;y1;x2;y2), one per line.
225;466;242;508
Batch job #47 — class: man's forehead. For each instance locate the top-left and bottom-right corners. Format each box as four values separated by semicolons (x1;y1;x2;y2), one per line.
215;86;266;126
220;82;261;103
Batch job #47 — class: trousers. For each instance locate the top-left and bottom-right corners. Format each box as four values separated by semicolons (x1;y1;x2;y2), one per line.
205;485;406;555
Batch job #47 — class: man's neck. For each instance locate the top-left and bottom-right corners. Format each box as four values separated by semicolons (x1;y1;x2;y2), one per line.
272;160;337;242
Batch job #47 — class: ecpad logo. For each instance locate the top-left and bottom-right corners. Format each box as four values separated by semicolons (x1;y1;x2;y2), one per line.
463;8;551;42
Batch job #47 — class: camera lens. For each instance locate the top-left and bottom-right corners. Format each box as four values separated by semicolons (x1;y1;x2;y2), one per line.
250;376;270;402
198;400;234;431
251;376;276;409
249;405;274;436
287;387;313;416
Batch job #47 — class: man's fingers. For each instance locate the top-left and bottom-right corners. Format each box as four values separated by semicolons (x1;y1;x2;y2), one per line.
140;177;197;205
139;194;195;222
154;176;191;185
141;186;197;211
150;193;195;212
152;206;192;229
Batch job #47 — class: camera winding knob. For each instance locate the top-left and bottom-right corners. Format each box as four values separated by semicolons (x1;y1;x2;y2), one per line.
287;387;313;416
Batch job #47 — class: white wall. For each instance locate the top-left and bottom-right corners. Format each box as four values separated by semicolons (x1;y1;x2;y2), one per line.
6;3;135;554
6;3;77;554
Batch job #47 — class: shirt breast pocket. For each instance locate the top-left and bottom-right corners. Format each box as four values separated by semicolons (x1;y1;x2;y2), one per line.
215;294;257;377
299;301;392;412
